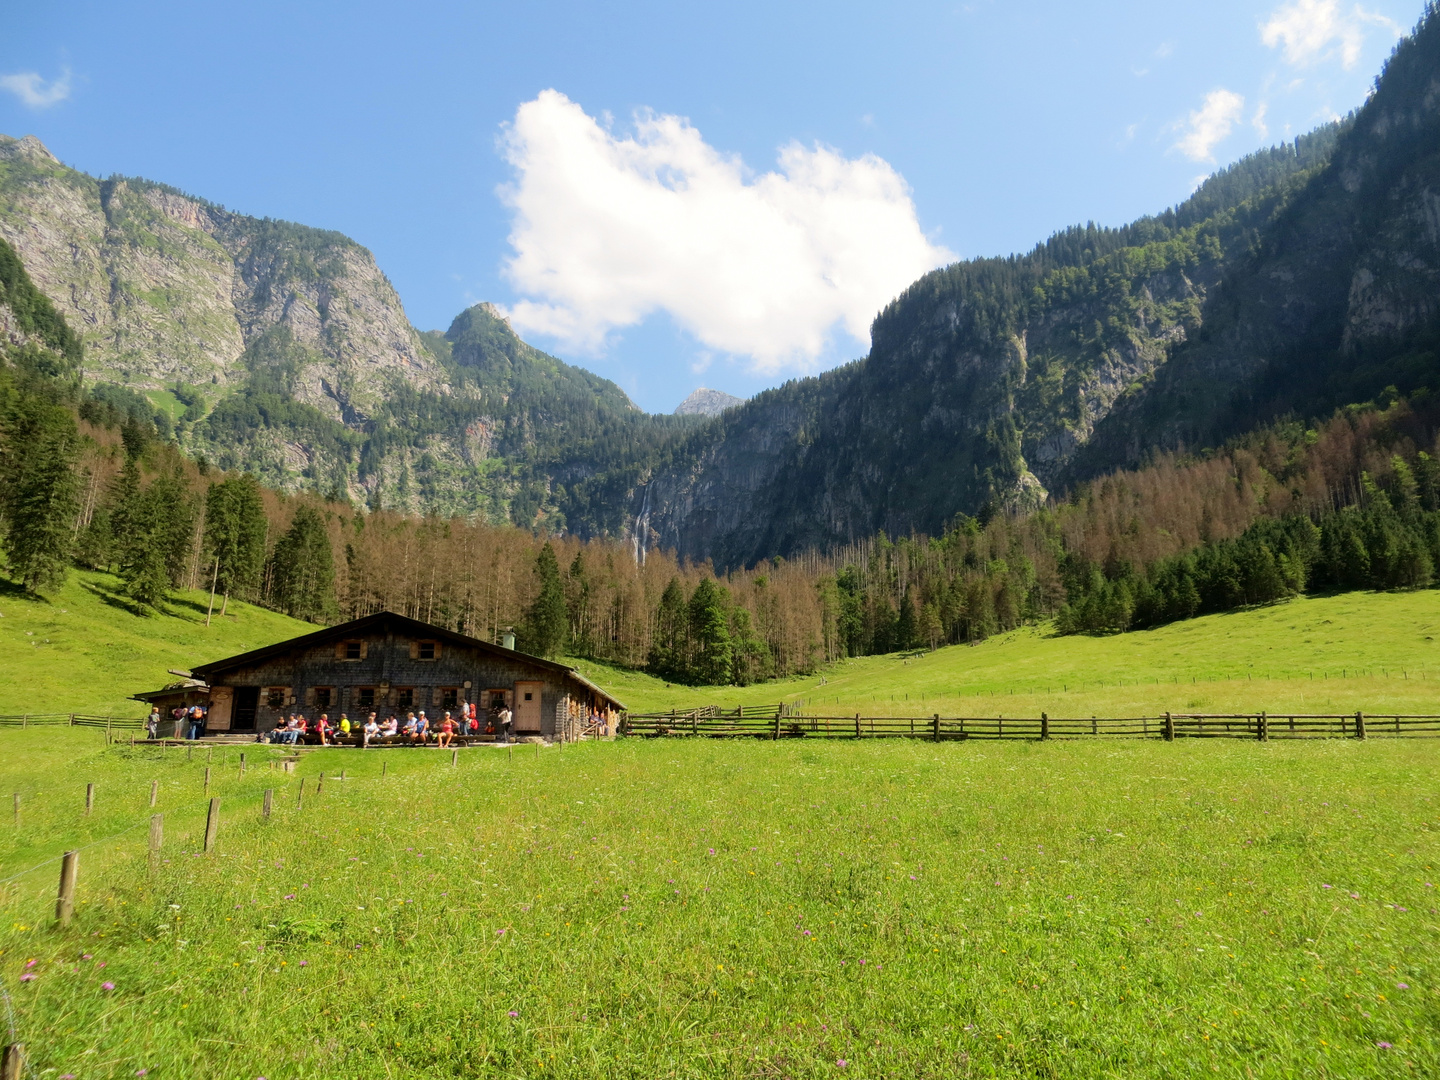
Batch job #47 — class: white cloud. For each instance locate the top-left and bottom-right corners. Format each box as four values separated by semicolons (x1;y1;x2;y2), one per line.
1252;101;1271;141
0;68;71;108
1173;89;1246;162
496;90;952;374
1260;1;1402;69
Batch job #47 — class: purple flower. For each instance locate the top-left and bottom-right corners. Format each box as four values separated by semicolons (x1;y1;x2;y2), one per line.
81;953;93;960
837;1059;848;1068
24;959;36;968
804;930;812;936
136;1070;149;1076
19;973;35;982
508;1010;519;1018
496;928;508;936
1377;1041;1393;1049
284;893;296;900
102;981;115;991
1322;884;1334;889
298;960;308;967
1397;906;1408;912
1397;982;1410;990
708;848;715;855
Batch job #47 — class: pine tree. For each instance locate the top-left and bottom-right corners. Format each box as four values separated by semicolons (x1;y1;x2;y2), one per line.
267;506;337;623
204;475;268;613
115;481;172;611
649;576;689;679
894;590;918;650
687;577;732;685
524;541;568;657
0;397;80;593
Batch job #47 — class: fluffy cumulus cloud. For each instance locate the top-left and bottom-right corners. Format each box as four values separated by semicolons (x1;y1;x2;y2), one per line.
1260;1;1402;69
497;90;952;373
1173;89;1247;162
0;69;71;108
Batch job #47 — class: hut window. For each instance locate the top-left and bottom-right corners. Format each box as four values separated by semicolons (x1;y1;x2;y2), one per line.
265;688;286;710
356;687;375;709
344;640;363;660
314;687;332;710
395;687;415;709
412;639;439;661
441;687;459;710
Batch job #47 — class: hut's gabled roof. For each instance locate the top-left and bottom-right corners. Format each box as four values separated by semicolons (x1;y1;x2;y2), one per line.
188;611;626;709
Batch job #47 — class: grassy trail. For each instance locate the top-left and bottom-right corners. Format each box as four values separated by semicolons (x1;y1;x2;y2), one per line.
0;730;1435;1077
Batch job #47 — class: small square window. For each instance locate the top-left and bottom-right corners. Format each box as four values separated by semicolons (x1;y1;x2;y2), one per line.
266;688;285;710
314;687;332;710
396;687;414;709
523;691;533;702
441;688;459;709
418;640;436;660
356;687;375;709
345;641;362;660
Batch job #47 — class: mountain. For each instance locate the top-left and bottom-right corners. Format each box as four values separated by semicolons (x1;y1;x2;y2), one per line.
675;388;744;417
0;135;695;525
631;8;1440;569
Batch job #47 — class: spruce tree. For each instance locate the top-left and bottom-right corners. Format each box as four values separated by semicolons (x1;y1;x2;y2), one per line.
524;541;569;657
648;576;689;679
267;506;337;623
0;397;80;593
204;474;268;613
687;577;732;685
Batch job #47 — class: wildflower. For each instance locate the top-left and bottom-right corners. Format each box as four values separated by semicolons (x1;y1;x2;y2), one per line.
508;1010;519;1018
837;1060;848;1068
24;959;36;968
81;954;92;960
136;1070;149;1076
1397;983;1409;990
1377;1042;1393;1049
299;961;308;967
1322;884;1334;889
709;848;715;855
284;894;296;901
19;974;35;982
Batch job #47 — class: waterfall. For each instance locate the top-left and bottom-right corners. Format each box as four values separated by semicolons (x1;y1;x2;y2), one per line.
631;483;652;566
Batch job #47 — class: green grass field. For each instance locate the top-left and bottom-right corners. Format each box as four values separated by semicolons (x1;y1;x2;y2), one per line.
0;730;1435;1077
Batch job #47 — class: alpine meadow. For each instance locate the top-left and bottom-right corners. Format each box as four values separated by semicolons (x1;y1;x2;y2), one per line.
3;3;1440;1078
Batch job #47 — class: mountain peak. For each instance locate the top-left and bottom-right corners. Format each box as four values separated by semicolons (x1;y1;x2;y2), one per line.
0;134;59;164
675;387;744;417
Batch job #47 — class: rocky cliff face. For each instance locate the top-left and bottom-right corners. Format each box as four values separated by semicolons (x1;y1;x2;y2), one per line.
0;133;441;422
674;388;744;417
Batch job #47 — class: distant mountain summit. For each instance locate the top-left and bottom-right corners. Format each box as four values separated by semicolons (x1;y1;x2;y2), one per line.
675;388;744;417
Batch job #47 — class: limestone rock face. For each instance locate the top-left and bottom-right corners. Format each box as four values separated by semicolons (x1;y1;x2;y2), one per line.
0;134;440;416
674;387;744;417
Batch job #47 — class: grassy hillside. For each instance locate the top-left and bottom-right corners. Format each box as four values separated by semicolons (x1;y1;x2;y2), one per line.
0;570;319;717
572;590;1440;716
3;575;1436;721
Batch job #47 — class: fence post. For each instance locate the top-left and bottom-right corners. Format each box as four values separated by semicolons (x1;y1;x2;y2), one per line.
933;714;940;743
316;773;324;796
296;778;306;810
55;850;78;926
1258;711;1268;742
204;766;211;794
240;753;246;776
452;749;458;767
773;713;781;741
855;713;861;739
85;783;95;816
263;788;273;819
1355;711;1366;740
11;793;17;826
149;813;162;873
1041;713;1049;741
149;779;158;808
203;798;220;853
2;1042;26;1080
1164;712;1174;741
382;760;387;778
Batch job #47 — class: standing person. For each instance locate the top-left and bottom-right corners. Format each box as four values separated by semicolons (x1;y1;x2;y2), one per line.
146;707;161;740
187;703;206;741
499;702;513;744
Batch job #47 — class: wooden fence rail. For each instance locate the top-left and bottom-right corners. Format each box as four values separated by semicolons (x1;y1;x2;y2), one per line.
619;709;1440;741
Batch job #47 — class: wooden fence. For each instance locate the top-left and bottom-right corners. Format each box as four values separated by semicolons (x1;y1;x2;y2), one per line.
620;707;1440;741
0;714;145;731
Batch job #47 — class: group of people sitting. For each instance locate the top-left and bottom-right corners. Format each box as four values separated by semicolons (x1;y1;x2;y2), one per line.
264;703;514;747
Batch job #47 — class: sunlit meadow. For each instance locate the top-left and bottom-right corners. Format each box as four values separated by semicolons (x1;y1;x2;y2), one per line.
1;730;1437;1078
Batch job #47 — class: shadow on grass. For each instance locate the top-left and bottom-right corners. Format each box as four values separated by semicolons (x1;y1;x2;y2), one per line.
0;575;45;604
80;579;153;619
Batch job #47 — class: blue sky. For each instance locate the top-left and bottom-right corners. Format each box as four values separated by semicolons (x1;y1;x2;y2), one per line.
0;0;1423;412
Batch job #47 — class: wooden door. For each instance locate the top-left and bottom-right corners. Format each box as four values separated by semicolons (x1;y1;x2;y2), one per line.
514;682;543;732
208;687;234;730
